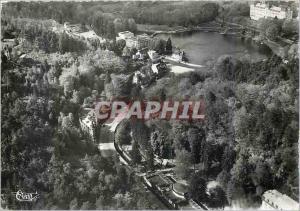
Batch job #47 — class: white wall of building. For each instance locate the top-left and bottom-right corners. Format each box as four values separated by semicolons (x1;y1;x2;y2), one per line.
250;3;293;20
261;190;299;211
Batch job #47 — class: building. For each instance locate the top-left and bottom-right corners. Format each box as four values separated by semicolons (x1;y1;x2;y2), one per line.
151;64;159;74
116;31;138;48
126;37;138;49
116;31;154;49
250;3;293;20
116;31;134;41
132;50;144;60
137;34;152;49
148;50;159;60
64;22;82;33
79;108;97;142
261;190;299;210
79;30;105;43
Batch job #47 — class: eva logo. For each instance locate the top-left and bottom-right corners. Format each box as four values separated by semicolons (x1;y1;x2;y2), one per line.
14;190;39;202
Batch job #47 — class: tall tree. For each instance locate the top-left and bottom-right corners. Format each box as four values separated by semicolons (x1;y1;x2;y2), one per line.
188;172;207;202
154;39;166;55
208;186;227;208
165;37;172;55
146;148;155;171
130;140;142;165
174;149;192;179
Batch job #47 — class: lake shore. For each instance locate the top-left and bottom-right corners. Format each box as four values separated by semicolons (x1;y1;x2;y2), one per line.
137;23;221;36
165;56;204;68
138;22;291;58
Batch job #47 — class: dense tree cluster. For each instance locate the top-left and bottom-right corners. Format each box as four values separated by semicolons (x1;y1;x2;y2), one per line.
218;2;250;21
3;1;219;37
141;53;298;208
1;14;162;209
258;17;299;41
122;1;219;26
2;18;87;54
1;2;298;210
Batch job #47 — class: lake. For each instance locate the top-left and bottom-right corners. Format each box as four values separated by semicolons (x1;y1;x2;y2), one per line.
157;31;272;65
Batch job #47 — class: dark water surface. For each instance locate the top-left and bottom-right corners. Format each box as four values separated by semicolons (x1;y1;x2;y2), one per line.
157;31;272;65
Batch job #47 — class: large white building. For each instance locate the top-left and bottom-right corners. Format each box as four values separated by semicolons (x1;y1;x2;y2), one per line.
250;3;293;20
116;31;134;40
137;34;152;49
116;31;153;49
116;31;138;48
261;190;299;210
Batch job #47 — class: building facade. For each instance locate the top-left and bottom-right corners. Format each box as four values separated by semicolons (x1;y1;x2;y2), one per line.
250;3;293;20
261;190;299;210
137;34;152;49
116;31;138;48
126;37;138;49
116;31;134;41
148;50;159;60
117;31;153;49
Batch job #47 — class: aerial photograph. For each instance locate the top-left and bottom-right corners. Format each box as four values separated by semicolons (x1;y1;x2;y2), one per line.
1;0;299;210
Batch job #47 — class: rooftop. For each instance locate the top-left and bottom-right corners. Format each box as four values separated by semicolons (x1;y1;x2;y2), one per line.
118;31;133;35
118;31;134;38
263;190;299;210
253;3;290;11
137;33;151;39
254;3;267;9
80;108;96;127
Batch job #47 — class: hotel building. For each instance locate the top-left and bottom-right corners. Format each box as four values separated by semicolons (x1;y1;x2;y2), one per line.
250;3;293;20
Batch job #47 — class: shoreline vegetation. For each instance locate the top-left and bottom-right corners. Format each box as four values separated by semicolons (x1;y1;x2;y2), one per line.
137;21;294;58
137;23;220;35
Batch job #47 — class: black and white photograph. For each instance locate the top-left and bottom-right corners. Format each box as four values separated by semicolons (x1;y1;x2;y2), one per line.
1;0;299;210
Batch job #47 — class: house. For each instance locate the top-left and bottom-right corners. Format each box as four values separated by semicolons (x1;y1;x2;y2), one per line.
79;30;100;40
116;31;155;49
126;37;138;49
171;48;184;62
250;3;293;20
137;33;152;49
116;31;138;49
132;50;144;60
79;108;97;142
64;22;82;33
148;50;159;60
116;31;134;41
133;71;148;85
64;22;70;29
261;190;299;210
116;31;154;49
151;64;159;74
